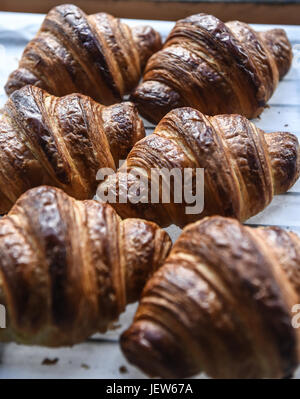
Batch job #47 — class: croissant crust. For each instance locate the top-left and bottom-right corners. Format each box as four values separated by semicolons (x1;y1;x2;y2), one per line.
0;186;171;346
99;107;300;227
131;13;292;123
0;85;145;214
5;4;162;104
121;216;300;379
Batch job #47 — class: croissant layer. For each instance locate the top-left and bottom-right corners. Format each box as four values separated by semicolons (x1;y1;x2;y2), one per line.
5;4;162;104
0;85;145;214
98;107;300;227
0;186;171;346
121;216;300;379
131;13;292;123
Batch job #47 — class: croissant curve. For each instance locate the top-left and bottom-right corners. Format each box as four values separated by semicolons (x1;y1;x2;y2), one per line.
0;85;145;214
98;107;300;227
121;216;300;379
5;4;162;104
131;13;292;123
0;186;171;346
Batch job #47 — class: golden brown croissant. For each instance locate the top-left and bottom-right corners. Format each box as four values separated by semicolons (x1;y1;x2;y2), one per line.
121;216;300;379
5;4;162;104
98;107;300;228
131;13;292;123
0;186;171;347
0;85;145;214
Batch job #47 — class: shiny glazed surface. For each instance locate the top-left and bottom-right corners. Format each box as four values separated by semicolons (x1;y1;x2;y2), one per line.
131;13;292;123
0;186;171;346
100;107;300;227
5;4;162;104
0;85;145;213
122;216;300;379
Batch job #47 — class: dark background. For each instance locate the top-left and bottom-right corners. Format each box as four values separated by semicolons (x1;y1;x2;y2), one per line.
0;0;300;24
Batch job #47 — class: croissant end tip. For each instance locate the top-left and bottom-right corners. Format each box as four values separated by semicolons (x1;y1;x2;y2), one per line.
265;131;300;195
120;320;185;379
130;80;184;124
123;219;172;304
131;25;162;71
260;28;293;80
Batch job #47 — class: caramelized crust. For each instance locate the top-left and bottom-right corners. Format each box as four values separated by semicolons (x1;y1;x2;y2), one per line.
0;186;171;346
121;216;300;379
99;107;300;227
0;85;145;214
5;4;162;104
131;13;292;123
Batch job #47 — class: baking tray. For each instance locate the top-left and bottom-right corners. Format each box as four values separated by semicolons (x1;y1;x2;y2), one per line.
0;11;299;379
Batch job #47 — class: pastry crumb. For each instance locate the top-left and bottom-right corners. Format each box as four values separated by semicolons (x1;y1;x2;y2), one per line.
110;323;121;330
119;365;128;373
42;357;59;366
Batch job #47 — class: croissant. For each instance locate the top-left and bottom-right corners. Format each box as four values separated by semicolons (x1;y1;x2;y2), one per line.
0;186;171;347
0;84;145;214
5;4;162;104
98;107;300;228
131;13;292;123
121;215;300;379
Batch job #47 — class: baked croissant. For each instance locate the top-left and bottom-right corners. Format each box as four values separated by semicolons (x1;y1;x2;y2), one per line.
98;107;300;228
5;4;162;104
0;186;171;347
0;84;145;214
131;13;292;123
121;216;300;379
